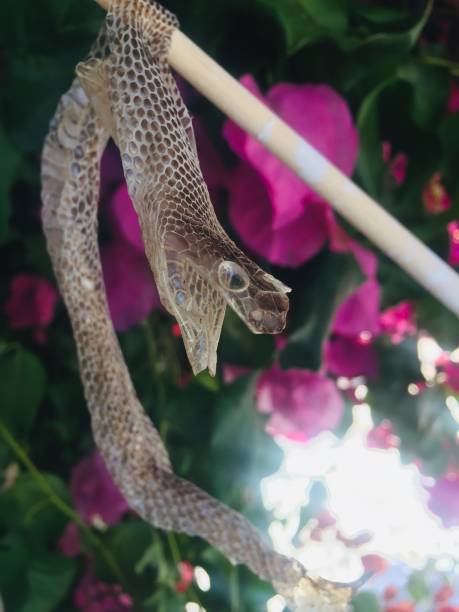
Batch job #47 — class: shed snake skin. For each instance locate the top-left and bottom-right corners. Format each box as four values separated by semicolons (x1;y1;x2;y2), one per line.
41;0;353;608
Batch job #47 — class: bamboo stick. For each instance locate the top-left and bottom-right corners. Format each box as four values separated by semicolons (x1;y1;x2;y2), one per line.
93;0;459;318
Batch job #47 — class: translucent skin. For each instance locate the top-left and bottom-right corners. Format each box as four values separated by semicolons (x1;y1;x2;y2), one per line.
98;0;291;375
40;1;351;609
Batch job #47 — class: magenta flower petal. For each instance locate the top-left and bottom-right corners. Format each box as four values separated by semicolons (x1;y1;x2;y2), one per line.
101;242;160;332
448;79;459;114
391;152;408;186
222;364;251;384
228;164;329;267
442;360;459;393
423;172;452;215
4;274;58;330
58;522;81;558
324;335;379;379
70;451;128;526
74;567;133;611
332;280;381;338
256;367;344;442
100;141;124;203
224;76;358;229
176;561;194;593
427;471;459;528
326;209;378;278
110;184;144;252
379;301;416;344
366;419;399;450
223;75;358;266
447;221;459;266
382;142;408;186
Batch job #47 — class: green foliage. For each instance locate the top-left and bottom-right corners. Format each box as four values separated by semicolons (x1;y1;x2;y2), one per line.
1;0;459;608
0;344;46;439
352;591;381;611
0;127;21;243
0;473;76;611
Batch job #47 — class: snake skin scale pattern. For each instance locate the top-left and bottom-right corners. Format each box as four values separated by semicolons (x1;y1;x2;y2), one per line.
40;0;353;608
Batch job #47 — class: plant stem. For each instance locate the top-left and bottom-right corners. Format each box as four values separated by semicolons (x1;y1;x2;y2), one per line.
229;565;240;612
0;420;125;586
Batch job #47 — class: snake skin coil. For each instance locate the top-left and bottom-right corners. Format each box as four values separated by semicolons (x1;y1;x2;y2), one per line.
40;1;352;609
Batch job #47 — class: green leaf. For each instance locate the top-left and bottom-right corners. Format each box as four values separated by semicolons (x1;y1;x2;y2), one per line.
210;376;282;524
416;295;459;350
355;79;394;197
407;570;429;602
19;553;77;612
351;591;381;612
0;345;46;438
220;308;275;369
281;252;364;370
369;341;457;477
351;4;410;25
0;473;70;544
397;62;449;129
101;522;155;596
341;0;433;54
254;0;348;54
0;532;29;592
0;126;20;243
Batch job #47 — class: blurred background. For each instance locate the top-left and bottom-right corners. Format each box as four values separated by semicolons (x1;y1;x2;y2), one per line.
1;0;459;610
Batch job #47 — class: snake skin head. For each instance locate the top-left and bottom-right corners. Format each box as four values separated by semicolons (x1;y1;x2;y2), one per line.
214;259;291;335
156;227;291;375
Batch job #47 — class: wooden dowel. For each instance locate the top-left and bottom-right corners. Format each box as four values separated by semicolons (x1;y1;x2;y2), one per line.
93;0;459;318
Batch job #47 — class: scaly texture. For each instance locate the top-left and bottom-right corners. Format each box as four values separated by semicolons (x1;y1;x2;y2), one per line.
41;1;352;608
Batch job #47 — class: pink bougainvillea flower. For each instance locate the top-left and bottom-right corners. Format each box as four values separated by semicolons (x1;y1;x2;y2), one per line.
366;420;399;450
382;142;408;186
58;522;81;558
101;242;160;331
448;80;459;114
384;603;415;612
99;141;124;206
227;164;329;267
4;274;58;342
223;75;358;266
222;364;251;384
110;183;144;252
384;586;399;601
175;561;194;593
427;470;459;527
324;335;379;379
441;359;459;393
332;280;381;338
326;209;378;278
74;567;132;611
70;450;128;526
224;76;358;228
256;366;344;441
448;221;459;266
435;584;454;604
324;274;381;378
391;153;408;186
379;301;416;344
361;554;389;575
422;172;452;214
